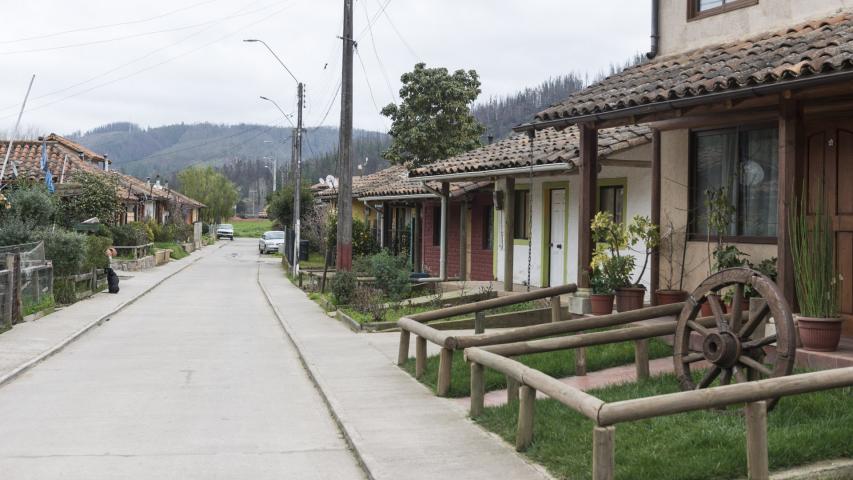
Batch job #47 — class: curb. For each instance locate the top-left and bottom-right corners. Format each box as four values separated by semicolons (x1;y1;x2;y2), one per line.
0;243;223;390
256;266;376;480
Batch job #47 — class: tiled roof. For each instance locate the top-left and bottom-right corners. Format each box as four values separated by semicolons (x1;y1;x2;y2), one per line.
534;11;853;124
409;125;652;178
357;165;489;198
47;133;108;163
0;137;204;208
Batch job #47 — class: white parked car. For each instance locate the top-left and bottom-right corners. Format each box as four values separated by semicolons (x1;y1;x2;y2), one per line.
216;224;234;240
259;231;285;254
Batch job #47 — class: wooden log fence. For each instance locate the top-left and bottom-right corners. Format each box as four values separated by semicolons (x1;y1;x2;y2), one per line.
113;243;154;260
465;345;853;480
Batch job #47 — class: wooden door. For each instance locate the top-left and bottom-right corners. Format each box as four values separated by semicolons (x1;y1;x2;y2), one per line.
805;119;853;334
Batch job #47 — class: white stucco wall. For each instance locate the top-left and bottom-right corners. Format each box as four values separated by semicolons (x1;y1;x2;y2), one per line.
494;165;652;292
659;0;853;56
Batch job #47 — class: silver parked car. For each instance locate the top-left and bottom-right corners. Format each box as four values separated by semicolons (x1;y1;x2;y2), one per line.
259;231;285;254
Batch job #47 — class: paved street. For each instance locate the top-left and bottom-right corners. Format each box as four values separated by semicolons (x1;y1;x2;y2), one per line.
0;240;365;479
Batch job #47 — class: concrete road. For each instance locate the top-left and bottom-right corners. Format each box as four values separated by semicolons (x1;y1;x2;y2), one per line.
0;239;365;480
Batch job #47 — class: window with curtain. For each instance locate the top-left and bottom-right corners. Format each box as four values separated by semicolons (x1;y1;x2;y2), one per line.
599;185;625;224
513;190;530;240
432;206;441;246
689;0;758;19
690;126;778;239
482;205;493;250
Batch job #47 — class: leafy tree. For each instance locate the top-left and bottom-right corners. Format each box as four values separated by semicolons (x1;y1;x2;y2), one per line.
267;185;313;230
381;63;485;167
4;185;57;227
60;172;124;227
176;166;239;223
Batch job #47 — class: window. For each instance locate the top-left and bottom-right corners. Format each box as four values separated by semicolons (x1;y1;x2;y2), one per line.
688;0;758;20
513;190;531;241
432;206;441;246
690;126;778;240
482;206;493;250
599;184;625;224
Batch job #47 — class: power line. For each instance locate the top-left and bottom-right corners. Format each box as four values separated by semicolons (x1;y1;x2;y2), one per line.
0;0;225;45
0;1;294;121
372;0;420;61
360;0;397;103
354;48;382;115
0;0;277;114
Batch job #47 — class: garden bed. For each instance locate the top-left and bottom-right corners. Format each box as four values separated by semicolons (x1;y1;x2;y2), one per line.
403;338;671;398
153;242;189;260
475;371;853;480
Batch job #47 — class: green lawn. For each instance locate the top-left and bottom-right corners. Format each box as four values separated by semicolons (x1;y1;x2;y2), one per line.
154;242;189;260
342;301;536;325
476;371;853;480
232;219;274;238
300;251;326;269
403;337;671;398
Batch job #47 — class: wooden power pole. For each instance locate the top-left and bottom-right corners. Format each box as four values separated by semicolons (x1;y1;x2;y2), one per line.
336;0;355;271
293;82;304;275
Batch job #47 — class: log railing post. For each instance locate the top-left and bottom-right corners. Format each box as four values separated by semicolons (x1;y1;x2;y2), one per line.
3;255;13;327
576;347;587;376
470;362;485;417
474;310;486;334
397;329;411;366
745;401;769;480
11;254;22;324
516;385;536;451
415;335;427;378
550;295;561;323
635;339;650;380
592;426;616;480
507;377;520;404
437;347;454;396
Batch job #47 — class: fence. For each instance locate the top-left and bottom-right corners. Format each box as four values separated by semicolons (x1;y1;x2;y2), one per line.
112;243;153;260
0;242;54;326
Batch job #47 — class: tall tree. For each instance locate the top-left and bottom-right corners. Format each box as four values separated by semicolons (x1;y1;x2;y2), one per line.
176;166;239;223
381;63;485;168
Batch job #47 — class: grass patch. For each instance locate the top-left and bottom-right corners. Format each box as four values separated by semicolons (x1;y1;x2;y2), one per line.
476;371;853;480
232;219;273;238
23;294;55;317
308;291;336;310
342;301;536;325
300;251;326;269
154;242;189;260
403;337;671;398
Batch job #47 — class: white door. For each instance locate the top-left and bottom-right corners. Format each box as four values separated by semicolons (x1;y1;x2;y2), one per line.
549;189;566;286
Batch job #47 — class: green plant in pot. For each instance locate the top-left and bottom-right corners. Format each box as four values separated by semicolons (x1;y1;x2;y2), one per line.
657;216;690;305
790;188;842;352
590;212;659;312
702;187;746;315
589;266;615;315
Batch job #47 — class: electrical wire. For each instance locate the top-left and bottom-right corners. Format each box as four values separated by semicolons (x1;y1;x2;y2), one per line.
0;0;225;45
360;0;397;103
371;0;419;61
355;48;382;114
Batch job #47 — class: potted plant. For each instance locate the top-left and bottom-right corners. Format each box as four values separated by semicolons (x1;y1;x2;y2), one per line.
589;266;614;315
657;216;690;305
701;187;747;315
790;188;843;352
591;212;659;312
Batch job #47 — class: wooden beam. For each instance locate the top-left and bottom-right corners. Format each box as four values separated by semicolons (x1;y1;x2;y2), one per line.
437;347;453;396
592;426;616;480
504;177;516;292
516;385;536;451
745;401;770;480
578;123;598;289
650;129;661;304
397;329;410;366
470;362;485;417
415;335;427;378
413;204;422;271
778;98;799;309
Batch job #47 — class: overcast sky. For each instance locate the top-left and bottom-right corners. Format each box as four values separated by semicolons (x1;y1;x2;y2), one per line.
0;0;651;136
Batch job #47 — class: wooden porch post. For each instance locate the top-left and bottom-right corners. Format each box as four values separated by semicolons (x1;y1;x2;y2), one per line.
413;204;422;271
459;199;468;280
504;177;516;292
650;129;662;304
440;182;449;281
578;123;599;289
778;97;799;308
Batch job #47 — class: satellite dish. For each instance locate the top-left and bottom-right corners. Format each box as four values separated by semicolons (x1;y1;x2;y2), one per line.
318;177;325;185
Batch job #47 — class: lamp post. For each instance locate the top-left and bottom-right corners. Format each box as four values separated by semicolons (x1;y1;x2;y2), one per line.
246;39;303;276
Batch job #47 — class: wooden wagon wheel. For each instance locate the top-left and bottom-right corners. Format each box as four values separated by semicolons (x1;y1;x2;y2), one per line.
673;268;796;409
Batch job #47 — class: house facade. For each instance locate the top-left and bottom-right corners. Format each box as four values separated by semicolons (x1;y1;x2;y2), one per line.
519;1;853;331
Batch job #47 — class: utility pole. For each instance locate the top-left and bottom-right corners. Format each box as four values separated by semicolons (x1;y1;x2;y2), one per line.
293;82;304;276
336;0;354;271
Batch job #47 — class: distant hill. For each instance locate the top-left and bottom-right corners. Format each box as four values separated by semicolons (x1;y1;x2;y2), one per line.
67;122;387;179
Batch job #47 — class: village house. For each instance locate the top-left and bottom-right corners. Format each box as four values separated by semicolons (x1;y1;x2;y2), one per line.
408;125;654;291
0;134;204;225
513;1;853;331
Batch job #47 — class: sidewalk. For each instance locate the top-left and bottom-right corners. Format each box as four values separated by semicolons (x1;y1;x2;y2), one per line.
0;244;220;387
257;261;552;480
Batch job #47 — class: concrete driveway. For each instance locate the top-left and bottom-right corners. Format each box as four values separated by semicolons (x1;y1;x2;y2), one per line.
0;239;365;480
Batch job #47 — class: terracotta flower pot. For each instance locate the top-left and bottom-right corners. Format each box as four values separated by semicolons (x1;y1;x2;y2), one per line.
615;287;645;312
797;316;843;352
656;289;688;306
700;294;727;317
590;294;614;315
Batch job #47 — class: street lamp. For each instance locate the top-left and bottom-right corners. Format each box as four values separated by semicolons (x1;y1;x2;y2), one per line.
246;38;304;276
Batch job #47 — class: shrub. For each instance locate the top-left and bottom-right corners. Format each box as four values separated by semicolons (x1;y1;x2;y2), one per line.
368;250;411;301
31;228;86;277
331;271;357;305
0;217;35;246
353;220;379;257
6;186;57;227
84;235;112;270
353;286;389;322
59;172;123;227
110;223;149;246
